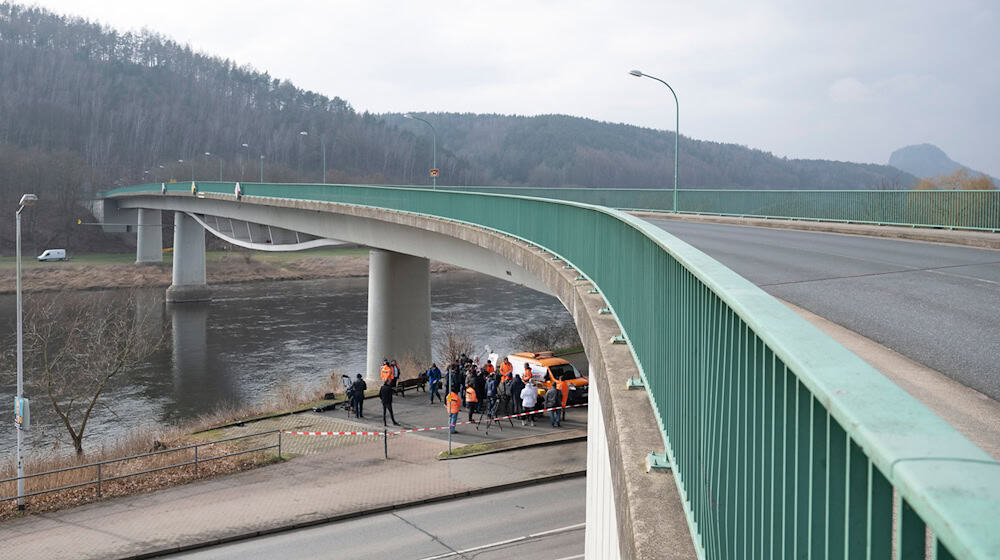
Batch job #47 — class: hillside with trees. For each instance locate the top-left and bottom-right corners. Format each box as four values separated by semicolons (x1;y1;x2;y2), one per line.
0;3;918;254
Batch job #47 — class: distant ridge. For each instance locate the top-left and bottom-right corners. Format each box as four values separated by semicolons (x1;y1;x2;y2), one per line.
889;144;997;183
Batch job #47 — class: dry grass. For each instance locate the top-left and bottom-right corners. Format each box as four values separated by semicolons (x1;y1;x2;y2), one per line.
0;375;344;520
0;252;459;294
0;428;278;521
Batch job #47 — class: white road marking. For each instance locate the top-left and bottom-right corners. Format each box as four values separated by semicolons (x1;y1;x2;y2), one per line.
416;522;586;560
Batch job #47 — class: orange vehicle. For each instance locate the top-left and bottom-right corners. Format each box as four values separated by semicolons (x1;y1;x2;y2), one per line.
505;351;588;404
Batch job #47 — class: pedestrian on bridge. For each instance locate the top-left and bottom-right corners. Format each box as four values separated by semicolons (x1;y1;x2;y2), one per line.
380;381;399;426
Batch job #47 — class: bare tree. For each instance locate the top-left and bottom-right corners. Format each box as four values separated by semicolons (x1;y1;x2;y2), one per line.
511;319;582;353
21;290;164;456
434;328;474;367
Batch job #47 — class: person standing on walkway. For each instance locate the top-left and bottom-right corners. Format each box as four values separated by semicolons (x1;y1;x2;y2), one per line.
380;381;399;426
485;373;498;417
351;374;367;418
465;384;479;421
390;359;401;388
499;357;513;383
427;363;442;404
521;363;533;384
380;360;393;386
464;366;477;407
557;378;570;421
520;381;538;426
544;384;562;427
511;372;525;417
446;390;461;433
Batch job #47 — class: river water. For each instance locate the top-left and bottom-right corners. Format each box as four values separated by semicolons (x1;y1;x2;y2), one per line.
0;270;570;459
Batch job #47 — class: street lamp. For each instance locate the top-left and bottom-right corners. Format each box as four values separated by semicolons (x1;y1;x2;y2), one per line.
178;159;193;182
15;192;38;510
241;143;250;181
297;131;327;183
204;152;222;181
298;131;308;180
404;114;438;189
629;69;679;212
259;154;264;183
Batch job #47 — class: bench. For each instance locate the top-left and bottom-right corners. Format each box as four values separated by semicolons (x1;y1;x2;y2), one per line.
394;373;428;397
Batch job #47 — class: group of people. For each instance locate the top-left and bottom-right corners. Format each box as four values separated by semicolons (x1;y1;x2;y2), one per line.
346;358;403;426
346;354;571;434
428;354;570;434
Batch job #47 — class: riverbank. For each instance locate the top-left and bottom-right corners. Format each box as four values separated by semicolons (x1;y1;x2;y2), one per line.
0;248;459;294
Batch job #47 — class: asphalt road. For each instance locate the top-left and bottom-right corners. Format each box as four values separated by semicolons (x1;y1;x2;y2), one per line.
647;219;1000;399
164;478;585;560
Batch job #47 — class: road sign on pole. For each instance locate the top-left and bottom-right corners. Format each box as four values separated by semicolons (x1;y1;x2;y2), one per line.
429;169;440;177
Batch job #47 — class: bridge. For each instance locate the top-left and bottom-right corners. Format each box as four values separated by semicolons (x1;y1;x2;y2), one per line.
98;182;1000;559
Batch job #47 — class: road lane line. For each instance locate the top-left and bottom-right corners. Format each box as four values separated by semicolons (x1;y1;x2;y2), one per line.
416;522;585;560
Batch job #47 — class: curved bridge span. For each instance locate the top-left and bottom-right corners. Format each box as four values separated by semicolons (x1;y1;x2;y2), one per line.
100;182;1000;560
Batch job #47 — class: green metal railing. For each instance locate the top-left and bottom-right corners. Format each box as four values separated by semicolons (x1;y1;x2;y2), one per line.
418;186;1000;232
103;182;1000;558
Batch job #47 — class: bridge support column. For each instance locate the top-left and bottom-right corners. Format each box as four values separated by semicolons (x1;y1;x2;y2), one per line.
366;249;431;381
166;212;211;303
135;208;163;265
585;364;622;559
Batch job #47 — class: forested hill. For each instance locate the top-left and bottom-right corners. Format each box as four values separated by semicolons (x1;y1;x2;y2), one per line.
0;3;916;253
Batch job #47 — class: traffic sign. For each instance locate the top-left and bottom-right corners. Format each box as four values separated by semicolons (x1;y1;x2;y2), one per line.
429;169;440;177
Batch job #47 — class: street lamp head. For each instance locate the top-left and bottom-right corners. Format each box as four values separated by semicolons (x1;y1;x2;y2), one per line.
19;194;38;207
241;143;249;148
403;113;413;119
629;69;644;77
204;152;211;156
299;130;308;136
178;159;184;163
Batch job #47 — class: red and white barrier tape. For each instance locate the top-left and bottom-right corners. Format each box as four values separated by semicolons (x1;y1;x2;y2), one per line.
281;402;588;437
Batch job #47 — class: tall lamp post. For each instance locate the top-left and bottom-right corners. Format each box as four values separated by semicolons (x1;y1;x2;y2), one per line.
629;69;679;212
241;143;250;181
259;154;265;183
298;131;327;183
179;159;193;182
15;193;38;510
404;114;437;189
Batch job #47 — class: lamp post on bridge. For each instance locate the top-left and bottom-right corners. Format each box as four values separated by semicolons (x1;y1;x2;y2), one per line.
241;143;250;181
403;114;437;189
15;192;38;511
204;152;222;181
178;159;193;182
259;154;265;183
629;69;679;212
298;131;327;183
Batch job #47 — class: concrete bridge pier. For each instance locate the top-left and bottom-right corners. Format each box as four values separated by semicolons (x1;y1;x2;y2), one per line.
135;208;163;265
166;212;211;303
366;249;431;381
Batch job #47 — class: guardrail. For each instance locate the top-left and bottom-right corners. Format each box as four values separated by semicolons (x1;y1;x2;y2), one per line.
1;430;280;505
103;182;1000;558
408;186;1000;232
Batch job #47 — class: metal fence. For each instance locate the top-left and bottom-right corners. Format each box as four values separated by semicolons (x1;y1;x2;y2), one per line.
403;186;1000;232
102;182;1000;558
1;431;280;504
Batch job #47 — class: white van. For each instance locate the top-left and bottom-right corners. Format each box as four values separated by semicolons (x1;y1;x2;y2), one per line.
37;249;67;262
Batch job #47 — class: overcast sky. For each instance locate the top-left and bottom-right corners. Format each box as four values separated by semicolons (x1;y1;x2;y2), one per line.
31;0;1000;176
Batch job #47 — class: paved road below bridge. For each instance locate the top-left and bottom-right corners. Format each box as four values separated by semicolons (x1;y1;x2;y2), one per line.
646;218;1000;400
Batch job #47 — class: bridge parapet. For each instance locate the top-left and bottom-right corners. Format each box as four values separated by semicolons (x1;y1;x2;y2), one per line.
103;182;1000;559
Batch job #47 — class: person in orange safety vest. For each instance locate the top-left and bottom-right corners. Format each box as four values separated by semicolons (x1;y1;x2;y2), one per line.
499;358;513;382
521;363;533;383
380;360;393;385
465;385;479;421
446;391;461;433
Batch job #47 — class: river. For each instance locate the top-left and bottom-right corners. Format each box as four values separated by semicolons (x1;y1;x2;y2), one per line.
0;270;570;459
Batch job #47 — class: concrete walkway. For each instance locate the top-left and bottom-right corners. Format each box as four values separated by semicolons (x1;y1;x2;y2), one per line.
0;431;586;560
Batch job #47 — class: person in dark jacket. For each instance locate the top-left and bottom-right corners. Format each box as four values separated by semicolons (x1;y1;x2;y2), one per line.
380;382;399;426
464;367;477;408
473;372;487;415
511;374;525;417
544;385;563;427
351;374;367;418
